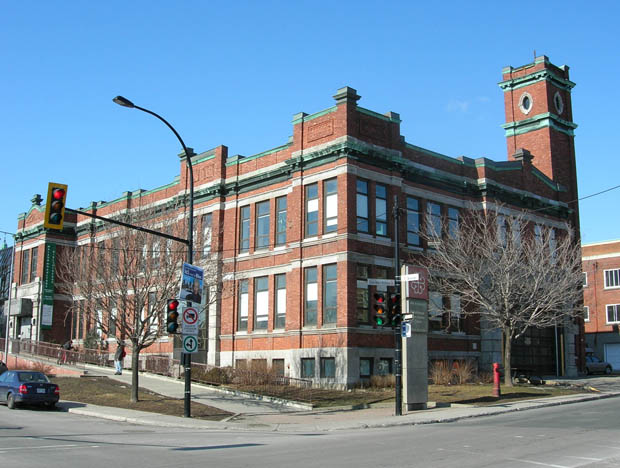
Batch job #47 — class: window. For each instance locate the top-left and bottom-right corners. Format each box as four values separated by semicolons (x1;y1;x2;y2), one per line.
359;358;373;378
272;359;285;376
356;264;370;324
607;304;620;324
406;197;421;246
148;291;157;333
605;269;620;289
511;218;521;247
21;249;30;284
447;207;459;238
254;276;268;330
549;228;557;258
304;267;318;326
275;274;286;329
429;292;443;332
255;201;270;249
323;264;338;324
111;238;119;269
497;215;507;246
427;202;442;238
109;305;117;337
449;295;462;332
534;224;542;244
377;358;393;376
324;179;338;233
29;247;37;283
320;357;336;378
238;280;248;331
152;241;160;269
240;206;250;252
276;197;287;245
584;306;590;322
301;358;315;378
376;184;388;236
202;213;212;255
356;180;369;233
305;183;319;237
583;272;588;287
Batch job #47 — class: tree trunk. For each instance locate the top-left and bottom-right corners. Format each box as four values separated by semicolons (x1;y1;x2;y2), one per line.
503;328;513;387
131;344;140;403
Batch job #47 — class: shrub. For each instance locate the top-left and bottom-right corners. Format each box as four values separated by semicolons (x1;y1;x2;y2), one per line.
370;374;395;389
430;360;453;385
452;360;476;385
199;366;232;385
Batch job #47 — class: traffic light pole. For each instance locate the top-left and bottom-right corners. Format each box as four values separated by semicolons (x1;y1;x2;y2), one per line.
393;195;402;416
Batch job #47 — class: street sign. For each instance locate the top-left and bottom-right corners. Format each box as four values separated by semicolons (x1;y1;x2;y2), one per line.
401;273;420;282
182;306;199;336
367;278;396;287
401;322;411;338
182;335;198;354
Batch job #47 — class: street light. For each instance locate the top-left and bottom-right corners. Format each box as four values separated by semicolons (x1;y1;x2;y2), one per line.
113;96;194;417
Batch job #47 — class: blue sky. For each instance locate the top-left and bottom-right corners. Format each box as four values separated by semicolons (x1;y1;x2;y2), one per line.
2;1;618;246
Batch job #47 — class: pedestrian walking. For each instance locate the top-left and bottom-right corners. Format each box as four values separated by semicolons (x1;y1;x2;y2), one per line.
57;340;73;365
114;343;126;375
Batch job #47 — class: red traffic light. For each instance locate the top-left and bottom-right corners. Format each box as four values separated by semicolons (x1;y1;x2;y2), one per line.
44;182;68;230
168;299;179;311
52;188;65;200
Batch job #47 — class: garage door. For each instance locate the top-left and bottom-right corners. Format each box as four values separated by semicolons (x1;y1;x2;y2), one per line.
604;343;620;369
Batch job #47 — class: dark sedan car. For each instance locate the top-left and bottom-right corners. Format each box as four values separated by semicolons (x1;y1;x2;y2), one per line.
0;370;59;409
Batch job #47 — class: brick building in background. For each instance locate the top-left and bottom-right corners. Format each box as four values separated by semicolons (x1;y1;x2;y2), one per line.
583;240;620;368
9;55;584;385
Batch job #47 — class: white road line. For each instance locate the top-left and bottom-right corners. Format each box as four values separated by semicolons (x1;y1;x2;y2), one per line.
565;456;603;461
507;459;568;468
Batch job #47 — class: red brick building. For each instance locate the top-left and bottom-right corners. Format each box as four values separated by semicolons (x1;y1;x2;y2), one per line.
583;240;620;368
8;55;583;385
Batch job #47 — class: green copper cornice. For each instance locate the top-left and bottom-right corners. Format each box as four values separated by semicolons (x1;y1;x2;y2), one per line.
502;112;577;137
498;69;576;92
225;143;292;167
357;107;401;123
292;106;337;125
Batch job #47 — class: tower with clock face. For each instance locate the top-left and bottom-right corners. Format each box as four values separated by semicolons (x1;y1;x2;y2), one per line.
499;56;579;224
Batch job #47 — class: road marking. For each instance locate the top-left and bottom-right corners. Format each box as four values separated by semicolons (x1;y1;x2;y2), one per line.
508;459;568;468
0;444;79;451
565;456;603;461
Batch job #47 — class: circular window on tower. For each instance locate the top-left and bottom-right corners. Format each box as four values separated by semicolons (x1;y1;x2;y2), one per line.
554;91;564;115
519;92;533;115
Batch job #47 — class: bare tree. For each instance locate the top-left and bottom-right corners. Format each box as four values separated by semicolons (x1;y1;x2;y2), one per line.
419;204;583;386
57;207;222;402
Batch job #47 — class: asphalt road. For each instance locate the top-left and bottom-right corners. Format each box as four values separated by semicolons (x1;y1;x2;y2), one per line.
2;396;620;468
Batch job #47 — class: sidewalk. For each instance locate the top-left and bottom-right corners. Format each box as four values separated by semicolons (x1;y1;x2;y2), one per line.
59;366;620;432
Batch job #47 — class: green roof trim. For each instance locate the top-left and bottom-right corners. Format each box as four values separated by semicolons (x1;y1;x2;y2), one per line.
531;167;567;191
405;143;470;166
474;158;522;172
357;107;401;123
502;112;577;137
498;69;576;92
292;106;337;125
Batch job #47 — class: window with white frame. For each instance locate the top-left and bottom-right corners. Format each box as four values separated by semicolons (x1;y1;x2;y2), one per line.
152;241;160;269
406;197;421;246
583;272;588;287
21;249;30;284
29;246;38;283
604;269;620;289
238;280;248;331
305;184;319;237
534;224;542;244
511;218;521;247
274;274;286;329
449;295;462;332
606;304;620;324
276;197;287;245
254;276;269;330
240;206;250;252
324;178;338;233
356;179;369;233
356;264;370;324
376;184;388;236
584;306;590;322
256;201;270;249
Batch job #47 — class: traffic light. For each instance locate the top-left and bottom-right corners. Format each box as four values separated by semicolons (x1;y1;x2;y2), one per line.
373;292;389;327
44;182;68;230
389;293;402;327
166;299;180;333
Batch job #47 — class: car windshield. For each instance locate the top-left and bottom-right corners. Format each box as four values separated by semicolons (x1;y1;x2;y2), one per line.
17;372;50;383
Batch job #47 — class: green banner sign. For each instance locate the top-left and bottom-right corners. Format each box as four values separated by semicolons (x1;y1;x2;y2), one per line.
41;243;56;329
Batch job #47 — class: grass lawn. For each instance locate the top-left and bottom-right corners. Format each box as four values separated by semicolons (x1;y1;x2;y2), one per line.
52;376;589;416
52;376;232;421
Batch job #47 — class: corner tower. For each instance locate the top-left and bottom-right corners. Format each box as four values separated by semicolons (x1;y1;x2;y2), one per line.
499;56;578;209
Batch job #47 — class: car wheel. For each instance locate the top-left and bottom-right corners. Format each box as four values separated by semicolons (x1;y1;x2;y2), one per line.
605;366;612;375
7;393;16;410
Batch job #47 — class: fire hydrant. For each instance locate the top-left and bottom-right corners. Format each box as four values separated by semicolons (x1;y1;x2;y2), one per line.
493;362;501;398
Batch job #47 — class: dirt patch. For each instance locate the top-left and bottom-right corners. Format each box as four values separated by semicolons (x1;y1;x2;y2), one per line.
52;377;232;421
